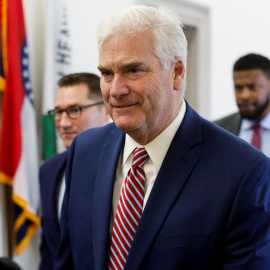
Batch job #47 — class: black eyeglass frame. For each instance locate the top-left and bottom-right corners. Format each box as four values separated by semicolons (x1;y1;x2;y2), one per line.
48;101;104;120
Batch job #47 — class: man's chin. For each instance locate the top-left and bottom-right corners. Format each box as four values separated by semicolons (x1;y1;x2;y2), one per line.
113;116;137;131
240;110;260;120
240;111;253;119
64;142;72;149
114;121;141;135
63;138;75;149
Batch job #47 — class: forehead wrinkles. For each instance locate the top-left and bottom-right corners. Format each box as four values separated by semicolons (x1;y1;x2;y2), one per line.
100;33;155;69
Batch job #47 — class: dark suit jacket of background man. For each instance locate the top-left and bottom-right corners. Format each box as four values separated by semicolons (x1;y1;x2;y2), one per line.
214;112;241;135
54;102;270;270
39;151;68;270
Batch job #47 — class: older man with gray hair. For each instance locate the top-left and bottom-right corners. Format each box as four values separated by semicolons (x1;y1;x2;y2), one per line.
54;5;270;270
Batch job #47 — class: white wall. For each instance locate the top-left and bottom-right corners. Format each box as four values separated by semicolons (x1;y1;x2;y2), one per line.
2;0;270;269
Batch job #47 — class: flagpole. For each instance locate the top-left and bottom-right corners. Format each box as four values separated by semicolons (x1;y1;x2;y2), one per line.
4;184;13;258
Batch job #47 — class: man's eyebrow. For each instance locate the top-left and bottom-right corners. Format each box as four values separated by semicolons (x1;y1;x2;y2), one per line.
54;104;81;110
97;62;148;72
121;62;147;70
97;65;110;72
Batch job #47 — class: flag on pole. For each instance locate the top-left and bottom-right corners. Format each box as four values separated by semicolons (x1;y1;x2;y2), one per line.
0;0;40;255
42;0;73;160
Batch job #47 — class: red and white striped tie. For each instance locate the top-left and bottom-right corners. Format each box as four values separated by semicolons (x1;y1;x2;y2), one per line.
109;148;149;270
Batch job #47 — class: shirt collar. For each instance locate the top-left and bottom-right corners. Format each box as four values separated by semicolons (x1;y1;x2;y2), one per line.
241;111;270;130
260;111;270;130
122;99;186;170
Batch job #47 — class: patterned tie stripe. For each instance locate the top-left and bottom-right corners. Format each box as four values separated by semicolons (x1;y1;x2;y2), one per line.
109;148;149;270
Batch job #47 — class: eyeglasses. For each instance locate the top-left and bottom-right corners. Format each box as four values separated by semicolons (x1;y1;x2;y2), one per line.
48;101;104;120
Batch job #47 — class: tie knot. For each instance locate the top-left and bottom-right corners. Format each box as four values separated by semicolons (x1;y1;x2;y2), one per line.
252;124;263;134
132;148;149;168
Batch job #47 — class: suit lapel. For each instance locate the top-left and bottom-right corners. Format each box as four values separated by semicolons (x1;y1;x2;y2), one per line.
125;103;203;269
92;128;125;270
51;151;68;232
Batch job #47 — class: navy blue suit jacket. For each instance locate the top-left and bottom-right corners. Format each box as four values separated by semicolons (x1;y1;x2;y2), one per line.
39;151;68;270
55;103;270;270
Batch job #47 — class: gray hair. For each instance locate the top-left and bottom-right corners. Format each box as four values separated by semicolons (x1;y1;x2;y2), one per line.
97;5;188;94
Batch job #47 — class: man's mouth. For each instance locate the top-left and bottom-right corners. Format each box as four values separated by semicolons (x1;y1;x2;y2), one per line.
61;132;76;136
239;102;254;110
115;105;133;108
113;103;137;108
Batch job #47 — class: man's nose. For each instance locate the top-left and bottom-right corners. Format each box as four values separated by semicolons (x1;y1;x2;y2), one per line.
58;111;72;127
240;87;252;99
110;75;129;99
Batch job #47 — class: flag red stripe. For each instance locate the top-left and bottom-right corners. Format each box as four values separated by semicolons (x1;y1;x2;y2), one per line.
0;0;26;179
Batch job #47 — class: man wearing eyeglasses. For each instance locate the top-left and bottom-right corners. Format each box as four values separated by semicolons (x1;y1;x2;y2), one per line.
39;73;110;270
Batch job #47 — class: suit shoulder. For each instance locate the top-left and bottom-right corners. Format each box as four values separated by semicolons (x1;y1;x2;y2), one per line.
203;117;268;165
75;122;122;145
40;151;68;170
214;112;240;125
213;112;241;135
39;151;68;184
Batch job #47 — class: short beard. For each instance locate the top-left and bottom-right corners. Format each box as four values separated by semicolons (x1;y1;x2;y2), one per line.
241;95;270;121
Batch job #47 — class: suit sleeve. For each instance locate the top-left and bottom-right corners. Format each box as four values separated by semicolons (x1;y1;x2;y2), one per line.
39;217;54;270
53;188;74;270
39;167;54;270
223;156;270;269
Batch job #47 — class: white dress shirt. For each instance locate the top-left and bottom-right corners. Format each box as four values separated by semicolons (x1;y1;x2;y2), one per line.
57;175;66;220
238;111;270;157
110;99;186;233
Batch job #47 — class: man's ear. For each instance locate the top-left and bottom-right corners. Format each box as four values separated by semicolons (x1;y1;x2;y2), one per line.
173;59;185;91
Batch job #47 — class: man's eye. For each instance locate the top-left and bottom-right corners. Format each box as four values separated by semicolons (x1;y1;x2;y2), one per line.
129;68;139;73
55;110;62;116
250;84;260;90
235;86;242;92
102;71;112;76
68;107;80;114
